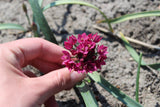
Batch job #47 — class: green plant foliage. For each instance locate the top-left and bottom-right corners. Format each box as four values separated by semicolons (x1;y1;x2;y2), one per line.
110;10;160;24
43;0;113;32
147;63;160;71
31;0;43;37
76;81;98;107
28;0;58;44
136;53;142;102
38;0;43;7
0;23;25;31
120;32;160;71
88;72;143;107
101;10;160;24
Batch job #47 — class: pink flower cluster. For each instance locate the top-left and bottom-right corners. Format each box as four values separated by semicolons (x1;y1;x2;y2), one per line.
61;33;108;73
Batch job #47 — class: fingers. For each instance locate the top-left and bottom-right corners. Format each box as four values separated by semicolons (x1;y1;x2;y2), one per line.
2;38;64;68
30;58;62;74
32;68;85;96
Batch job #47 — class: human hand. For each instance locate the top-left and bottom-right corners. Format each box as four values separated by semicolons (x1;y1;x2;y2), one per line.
0;38;85;107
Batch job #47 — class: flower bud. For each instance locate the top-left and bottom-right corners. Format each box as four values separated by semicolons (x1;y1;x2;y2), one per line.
22;3;27;13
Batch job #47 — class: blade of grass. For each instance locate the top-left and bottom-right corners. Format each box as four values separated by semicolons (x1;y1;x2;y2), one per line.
92;26;160;71
32;20;41;37
147;63;160;71
38;0;43;7
120;32;146;65
28;0;58;44
32;0;43;37
88;72;143;107
32;0;41;37
0;23;25;31
31;22;39;37
136;53;142;102
101;10;160;24
110;10;160;24
93;25;160;50
76;81;98;107
119;32;160;71
43;0;113;32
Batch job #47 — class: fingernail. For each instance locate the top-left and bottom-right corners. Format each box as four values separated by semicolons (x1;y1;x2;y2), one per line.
70;71;85;81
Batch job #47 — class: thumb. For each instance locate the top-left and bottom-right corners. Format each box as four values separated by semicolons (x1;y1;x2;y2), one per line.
33;67;85;97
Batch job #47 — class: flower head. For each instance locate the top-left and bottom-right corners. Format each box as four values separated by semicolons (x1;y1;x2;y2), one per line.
61;33;108;73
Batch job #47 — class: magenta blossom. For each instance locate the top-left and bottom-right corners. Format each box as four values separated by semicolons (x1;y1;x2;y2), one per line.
61;33;108;73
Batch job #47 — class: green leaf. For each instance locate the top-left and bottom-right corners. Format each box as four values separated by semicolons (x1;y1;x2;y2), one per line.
43;0;113;32
43;0;99;11
31;0;42;37
0;23;25;31
88;72;143;107
109;10;160;24
119;32;160;71
28;0;58;44
148;63;160;71
32;1;41;37
120;32;146;65
136;53;142;102
76;81;98;107
32;16;41;37
38;0;43;7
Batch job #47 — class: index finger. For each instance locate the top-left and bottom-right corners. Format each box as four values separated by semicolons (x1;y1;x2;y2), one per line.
3;38;64;67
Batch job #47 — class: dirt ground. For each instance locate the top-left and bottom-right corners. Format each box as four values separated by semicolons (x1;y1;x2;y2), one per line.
0;0;160;107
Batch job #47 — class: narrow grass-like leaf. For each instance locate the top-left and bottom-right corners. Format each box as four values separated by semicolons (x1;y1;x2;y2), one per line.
32;0;42;37
147;63;160;71
88;72;143;107
32;14;41;37
119;32;160;71
0;23;25;31
136;53;142;102
120;32;146;65
76;81;98;107
101;10;160;24
28;0;58;44
31;22;39;37
38;0;43;7
31;0;43;37
43;0;113;32
33;30;39;37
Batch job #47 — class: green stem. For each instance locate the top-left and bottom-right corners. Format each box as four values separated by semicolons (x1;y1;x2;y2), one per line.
136;53;142;102
26;13;31;25
97;9;113;32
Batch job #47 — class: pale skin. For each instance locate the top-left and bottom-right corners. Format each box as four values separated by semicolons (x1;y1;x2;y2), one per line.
0;38;85;107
